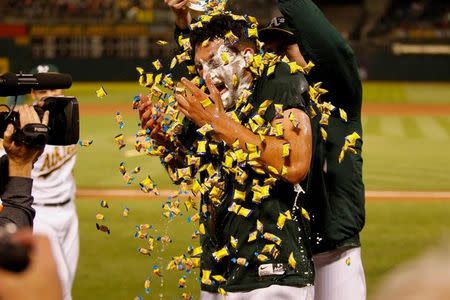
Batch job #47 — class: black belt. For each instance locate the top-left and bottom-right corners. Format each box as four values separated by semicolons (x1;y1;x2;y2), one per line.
34;198;71;207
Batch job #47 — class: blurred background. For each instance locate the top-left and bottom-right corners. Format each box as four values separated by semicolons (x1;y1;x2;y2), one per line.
0;0;449;81
0;1;450;299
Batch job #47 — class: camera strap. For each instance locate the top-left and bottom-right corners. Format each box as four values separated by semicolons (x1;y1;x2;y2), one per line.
13;123;49;148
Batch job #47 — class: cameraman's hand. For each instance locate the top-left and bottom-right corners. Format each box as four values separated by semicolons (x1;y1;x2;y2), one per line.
0;230;63;300
3;105;49;177
164;0;192;30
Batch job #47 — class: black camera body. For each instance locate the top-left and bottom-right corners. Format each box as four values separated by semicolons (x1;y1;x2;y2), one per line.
0;96;79;147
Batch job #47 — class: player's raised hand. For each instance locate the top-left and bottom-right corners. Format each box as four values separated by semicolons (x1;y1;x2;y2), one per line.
176;75;225;128
164;0;192;29
138;95;171;146
0;231;63;300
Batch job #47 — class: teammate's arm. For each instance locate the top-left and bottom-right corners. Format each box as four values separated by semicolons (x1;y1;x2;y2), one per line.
165;0;191;30
176;76;312;184
278;0;361;108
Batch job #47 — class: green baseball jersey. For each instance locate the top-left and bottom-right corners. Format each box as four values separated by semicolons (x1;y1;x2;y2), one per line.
279;0;365;253
195;63;314;293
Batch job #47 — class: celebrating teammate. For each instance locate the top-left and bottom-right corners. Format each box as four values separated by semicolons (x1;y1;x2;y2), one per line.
140;13;315;299
259;1;366;300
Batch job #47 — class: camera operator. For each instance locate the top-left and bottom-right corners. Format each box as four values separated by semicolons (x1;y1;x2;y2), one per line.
0;64;79;300
0;105;48;227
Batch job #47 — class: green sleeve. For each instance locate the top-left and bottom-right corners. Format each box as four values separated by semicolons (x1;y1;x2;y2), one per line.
278;0;362;116
253;62;308;122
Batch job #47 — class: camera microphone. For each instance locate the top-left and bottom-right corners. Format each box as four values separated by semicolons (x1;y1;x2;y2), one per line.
0;72;72;97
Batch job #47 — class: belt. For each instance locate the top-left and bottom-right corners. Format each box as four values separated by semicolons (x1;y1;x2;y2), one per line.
34;198;71;207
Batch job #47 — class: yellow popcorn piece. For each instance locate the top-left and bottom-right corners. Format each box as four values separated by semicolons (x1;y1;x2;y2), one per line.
212;246;230;262
303;60;315;74
209;143;219;155
220;51;230;65
233;74;238;87
201;270;212;285
201;38;210;48
187;65;197;74
156;40;168;46
288;61;303;74
189;246;203;257
256;253;269;262
201;97;213;108
288;252;297;269
274;104;284;119
301;208;310;221
267;64;276;76
320;127;328;141
230;236;238;249
248;230;258;242
282;143;290;158
197;123;214;136
263;232;282;246
212;275;226;283
139;73;153;87
289;112;301;129
197;140;208;155
275;122;284;137
262;244;280;259
277;213;287;230
257;99;273;115
152;59;162;71
199;223;206;235
257;219;264;233
339;132;361;163
154;73;163;84
170;57;178;69
225;31;239;45
218;288;227;296
339;108;348;122
96;86;107;98
233;189;246;201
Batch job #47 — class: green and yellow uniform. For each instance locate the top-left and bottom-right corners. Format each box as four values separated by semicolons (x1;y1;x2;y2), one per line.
278;0;365;254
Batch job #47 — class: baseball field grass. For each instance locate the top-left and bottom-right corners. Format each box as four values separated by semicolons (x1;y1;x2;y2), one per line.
21;81;450;299
72;198;450;299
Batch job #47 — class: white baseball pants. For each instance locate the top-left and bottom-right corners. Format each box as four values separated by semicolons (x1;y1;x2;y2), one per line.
313;246;366;300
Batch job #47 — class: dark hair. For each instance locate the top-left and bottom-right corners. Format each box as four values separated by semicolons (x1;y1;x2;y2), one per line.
190;14;257;55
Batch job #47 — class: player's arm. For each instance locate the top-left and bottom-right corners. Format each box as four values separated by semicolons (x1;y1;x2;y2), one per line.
278;0;361;107
177;76;312;184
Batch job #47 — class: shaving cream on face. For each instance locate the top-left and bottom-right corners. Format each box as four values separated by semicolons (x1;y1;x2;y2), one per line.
201;43;252;110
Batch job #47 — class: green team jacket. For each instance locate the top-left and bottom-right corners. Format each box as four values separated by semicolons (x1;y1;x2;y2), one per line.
278;0;365;254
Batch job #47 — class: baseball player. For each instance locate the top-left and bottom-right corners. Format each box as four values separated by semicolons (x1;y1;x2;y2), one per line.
259;1;366;300
1;64;79;300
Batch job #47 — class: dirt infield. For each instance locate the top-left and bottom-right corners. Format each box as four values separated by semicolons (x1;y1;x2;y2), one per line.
81;103;450;116
76;188;450;201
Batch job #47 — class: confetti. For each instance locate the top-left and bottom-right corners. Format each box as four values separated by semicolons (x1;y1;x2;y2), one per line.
96;223;110;234
288;252;297;269
201;270;212;285
156;40;168;46
212;246;230;262
122;207;129;217
263;232;282;246
100;200;109;208
139;176;157;193
96;86;107;98
231;257;249;267
144;278;151;294
339;132;361;163
78;139;93;147
152;59;163;71
152;265;162;277
115;112;125;129
114;134;126;150
178;276;187;288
